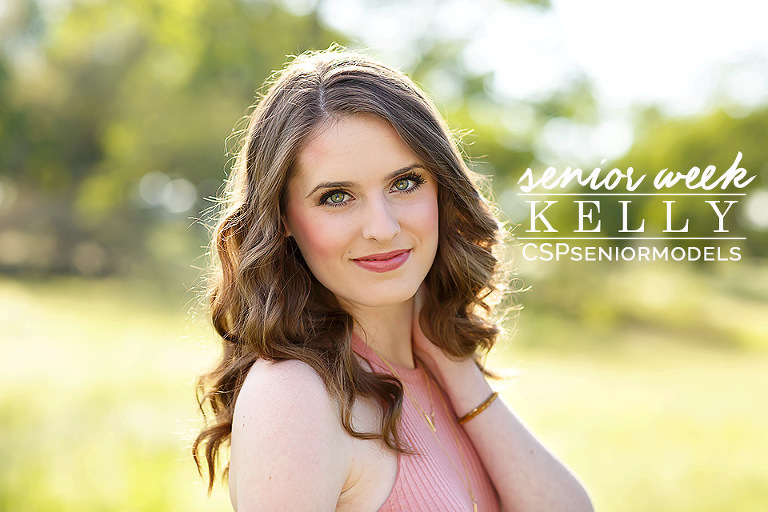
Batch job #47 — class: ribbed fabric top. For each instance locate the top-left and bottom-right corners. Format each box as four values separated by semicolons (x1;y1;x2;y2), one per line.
351;334;501;512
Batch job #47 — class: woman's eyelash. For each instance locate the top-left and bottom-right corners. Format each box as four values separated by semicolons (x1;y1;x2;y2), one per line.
318;189;349;207
317;172;426;206
392;172;427;191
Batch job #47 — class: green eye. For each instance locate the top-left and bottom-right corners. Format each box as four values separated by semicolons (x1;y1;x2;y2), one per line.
394;179;411;191
319;189;350;206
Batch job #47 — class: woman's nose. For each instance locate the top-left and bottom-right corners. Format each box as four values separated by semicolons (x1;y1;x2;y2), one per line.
361;197;401;242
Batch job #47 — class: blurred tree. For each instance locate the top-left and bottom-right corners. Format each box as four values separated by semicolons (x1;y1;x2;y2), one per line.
0;0;346;275
609;105;768;256
0;0;553;277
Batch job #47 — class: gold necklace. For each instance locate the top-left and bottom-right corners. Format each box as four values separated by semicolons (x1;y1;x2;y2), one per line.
369;347;436;431
431;368;479;512
370;347;479;512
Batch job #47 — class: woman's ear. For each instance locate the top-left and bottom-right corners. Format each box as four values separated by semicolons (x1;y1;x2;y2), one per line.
282;215;293;238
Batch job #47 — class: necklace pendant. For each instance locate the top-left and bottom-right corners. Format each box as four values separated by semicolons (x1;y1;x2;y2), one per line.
424;413;436;432
473;499;478;512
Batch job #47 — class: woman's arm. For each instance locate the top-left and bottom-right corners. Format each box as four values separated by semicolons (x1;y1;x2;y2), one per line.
230;359;351;511
412;294;594;512
426;355;593;512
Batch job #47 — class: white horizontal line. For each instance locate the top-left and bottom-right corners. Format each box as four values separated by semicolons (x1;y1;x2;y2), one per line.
516;237;747;240
516;193;747;196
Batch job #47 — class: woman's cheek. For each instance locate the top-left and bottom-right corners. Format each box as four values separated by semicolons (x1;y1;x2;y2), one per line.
293;211;353;262
405;195;439;234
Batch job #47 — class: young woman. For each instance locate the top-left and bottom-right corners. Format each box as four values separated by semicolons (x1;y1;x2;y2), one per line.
193;47;593;512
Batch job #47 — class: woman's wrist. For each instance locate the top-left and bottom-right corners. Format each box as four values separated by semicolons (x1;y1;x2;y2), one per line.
430;355;494;419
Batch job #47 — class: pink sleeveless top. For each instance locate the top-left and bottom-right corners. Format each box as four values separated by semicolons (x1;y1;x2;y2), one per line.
351;334;501;512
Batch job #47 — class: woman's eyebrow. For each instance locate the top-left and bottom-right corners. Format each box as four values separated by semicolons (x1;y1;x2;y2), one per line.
304;163;425;198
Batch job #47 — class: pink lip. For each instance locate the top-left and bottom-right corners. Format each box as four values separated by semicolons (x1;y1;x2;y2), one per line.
352;249;411;273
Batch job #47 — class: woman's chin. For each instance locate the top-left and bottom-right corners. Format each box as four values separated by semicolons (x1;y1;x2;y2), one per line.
336;287;420;311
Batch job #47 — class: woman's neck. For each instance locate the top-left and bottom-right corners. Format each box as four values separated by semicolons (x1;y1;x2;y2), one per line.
345;298;415;369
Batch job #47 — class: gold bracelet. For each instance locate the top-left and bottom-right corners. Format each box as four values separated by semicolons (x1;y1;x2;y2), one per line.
458;391;499;425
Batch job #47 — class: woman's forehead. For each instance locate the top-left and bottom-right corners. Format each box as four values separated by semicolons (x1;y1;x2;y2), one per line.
292;114;422;189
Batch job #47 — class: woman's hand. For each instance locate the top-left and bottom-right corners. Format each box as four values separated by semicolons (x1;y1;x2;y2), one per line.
411;284;477;391
410;285;593;511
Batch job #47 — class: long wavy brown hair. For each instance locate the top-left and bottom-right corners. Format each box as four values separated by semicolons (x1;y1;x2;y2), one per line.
193;45;510;493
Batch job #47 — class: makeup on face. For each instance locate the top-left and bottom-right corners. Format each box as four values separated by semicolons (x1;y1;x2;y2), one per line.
283;114;439;310
352;249;411;273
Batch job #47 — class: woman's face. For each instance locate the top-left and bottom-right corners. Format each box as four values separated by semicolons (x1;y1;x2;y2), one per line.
283;114;439;310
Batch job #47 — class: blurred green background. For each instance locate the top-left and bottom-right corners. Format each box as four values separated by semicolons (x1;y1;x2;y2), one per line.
1;0;767;510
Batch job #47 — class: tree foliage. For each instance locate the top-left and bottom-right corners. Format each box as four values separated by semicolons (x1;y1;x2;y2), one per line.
0;0;763;276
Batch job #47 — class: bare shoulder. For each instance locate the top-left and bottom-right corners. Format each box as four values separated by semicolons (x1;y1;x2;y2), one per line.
232;357;346;447
235;358;338;420
230;358;351;511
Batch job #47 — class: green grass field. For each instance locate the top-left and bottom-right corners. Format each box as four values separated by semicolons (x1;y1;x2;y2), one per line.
1;267;766;511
